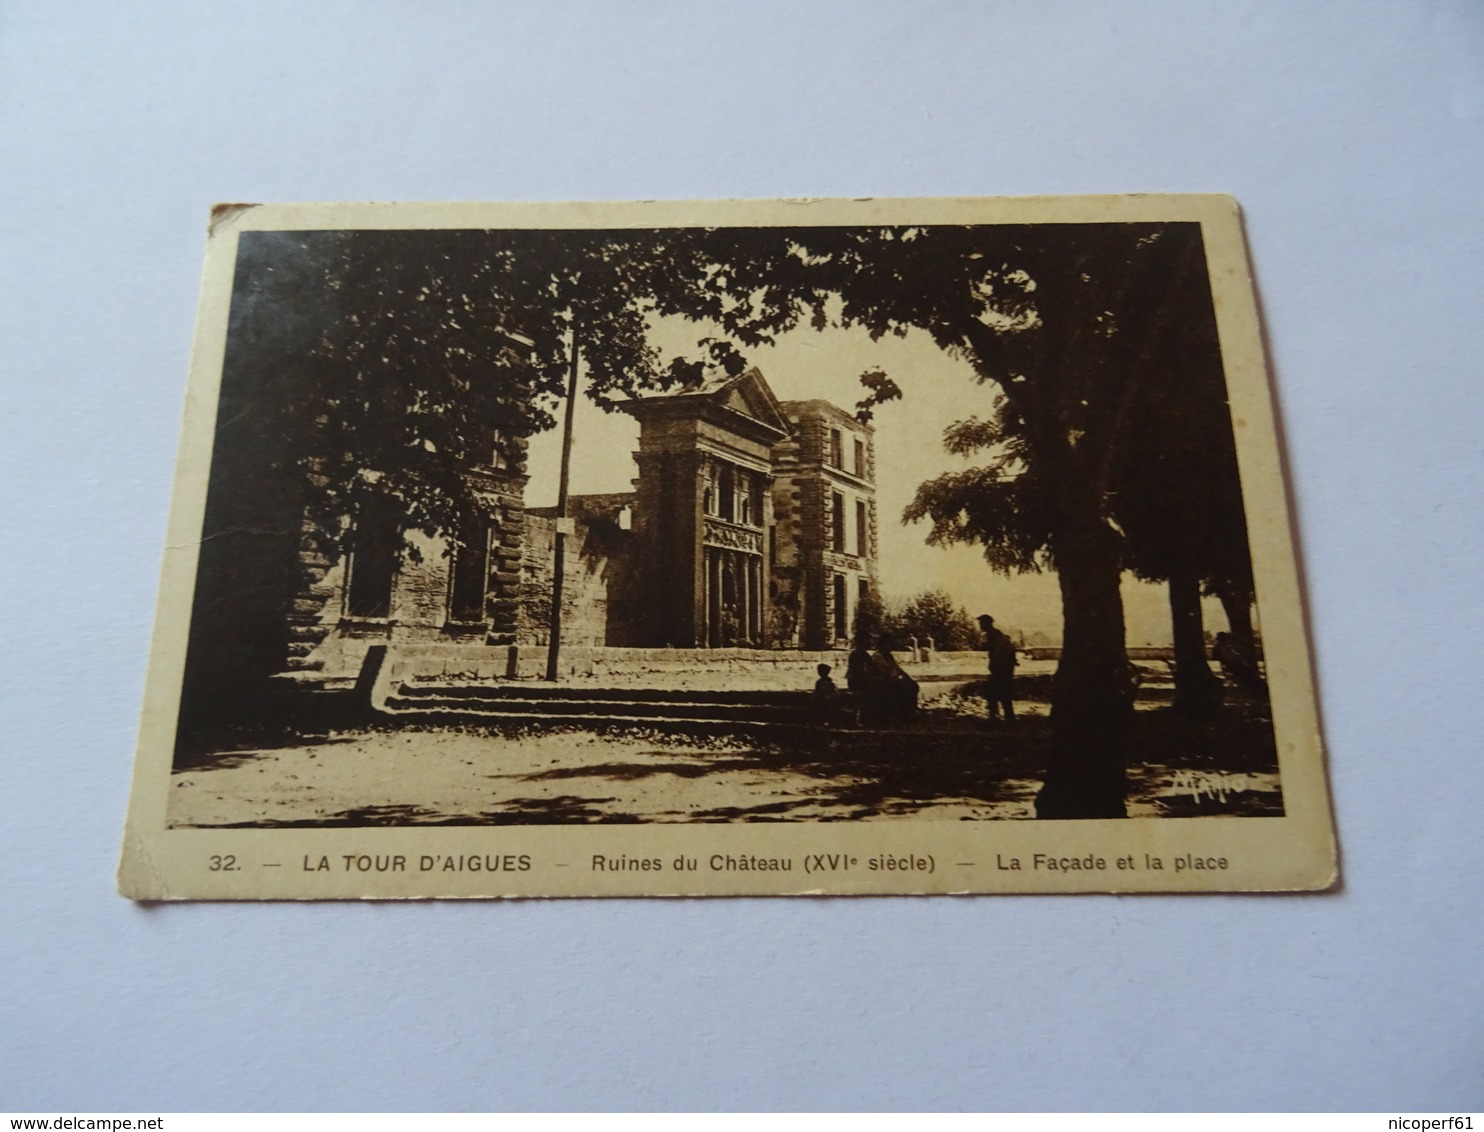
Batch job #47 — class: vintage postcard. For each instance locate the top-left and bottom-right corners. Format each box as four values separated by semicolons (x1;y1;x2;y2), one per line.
119;195;1337;899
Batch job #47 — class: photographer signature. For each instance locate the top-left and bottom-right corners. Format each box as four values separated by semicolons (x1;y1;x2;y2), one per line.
1170;769;1254;803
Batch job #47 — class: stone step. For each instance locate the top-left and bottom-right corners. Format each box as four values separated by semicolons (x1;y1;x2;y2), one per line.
384;693;836;726
381;703;827;734
395;682;819;707
269;671;354;690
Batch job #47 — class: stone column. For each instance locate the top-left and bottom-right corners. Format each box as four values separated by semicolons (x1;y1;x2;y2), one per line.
700;546;710;647
750;556;762;644
738;551;751;646
708;547;722;648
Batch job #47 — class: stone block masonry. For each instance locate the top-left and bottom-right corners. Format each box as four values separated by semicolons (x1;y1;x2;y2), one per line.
270;368;882;685
773;399;879;650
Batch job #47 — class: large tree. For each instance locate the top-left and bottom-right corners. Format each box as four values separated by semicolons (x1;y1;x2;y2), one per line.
1107;262;1255;716
784;223;1225;817
179;228;728;749
619;221;1237;816
227;228;743;561
900;233;1257;720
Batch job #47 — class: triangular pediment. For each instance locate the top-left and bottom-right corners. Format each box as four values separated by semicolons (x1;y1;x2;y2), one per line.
618;365;792;441
717;367;790;435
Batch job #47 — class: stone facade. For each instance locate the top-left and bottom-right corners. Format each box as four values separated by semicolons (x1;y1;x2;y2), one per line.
280;450;529;685
619;369;790;648
520;493;637;647
772;400;878;650
279;367;878;681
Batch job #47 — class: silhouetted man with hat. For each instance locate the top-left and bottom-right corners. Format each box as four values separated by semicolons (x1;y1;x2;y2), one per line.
977;614;1018;724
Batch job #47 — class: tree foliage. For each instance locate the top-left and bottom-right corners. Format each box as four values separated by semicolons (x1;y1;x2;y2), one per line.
885;590;981;651
767;223;1235;815
875;225;1257;716
227;229;757;560
850;587;886;648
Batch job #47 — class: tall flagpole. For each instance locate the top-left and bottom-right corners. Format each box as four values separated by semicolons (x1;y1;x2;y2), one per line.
545;315;580;681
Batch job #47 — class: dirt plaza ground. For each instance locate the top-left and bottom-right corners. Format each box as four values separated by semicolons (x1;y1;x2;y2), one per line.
168;659;1282;826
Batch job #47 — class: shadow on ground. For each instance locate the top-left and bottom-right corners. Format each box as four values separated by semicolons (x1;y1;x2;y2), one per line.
179;696;1280;826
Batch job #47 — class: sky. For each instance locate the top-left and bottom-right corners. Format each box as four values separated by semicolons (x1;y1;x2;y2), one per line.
525;314;1228;647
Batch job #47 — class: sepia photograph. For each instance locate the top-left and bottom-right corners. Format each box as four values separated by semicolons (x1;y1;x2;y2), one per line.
121;195;1334;897
12;2;1476;1113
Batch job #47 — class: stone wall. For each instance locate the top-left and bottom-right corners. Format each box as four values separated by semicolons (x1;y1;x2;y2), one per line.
518;494;636;648
280;385;888;685
767;434;804;648
480;474;528;643
281;468;529;684
390;643;857;685
629;445;704;646
773;400;879;650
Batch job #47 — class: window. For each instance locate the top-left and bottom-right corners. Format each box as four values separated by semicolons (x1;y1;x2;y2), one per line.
833;574;848;642
346;504;399;619
829;428;844;468
855;500;868;557
449;519;490;622
718;465;735;522
702;463;718;516
854;438;865;477
831;491;845;552
490;430;510;471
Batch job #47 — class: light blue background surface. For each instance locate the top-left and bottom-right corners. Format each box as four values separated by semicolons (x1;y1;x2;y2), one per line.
2;1;1481;1111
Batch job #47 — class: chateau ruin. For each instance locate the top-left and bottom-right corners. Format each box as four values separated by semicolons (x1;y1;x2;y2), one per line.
283;368;879;684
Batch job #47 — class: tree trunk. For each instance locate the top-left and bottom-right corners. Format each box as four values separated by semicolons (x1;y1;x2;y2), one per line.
1169;567;1223;716
175;533;303;763
1215;581;1259;670
1213;579;1267;696
1036;505;1133;819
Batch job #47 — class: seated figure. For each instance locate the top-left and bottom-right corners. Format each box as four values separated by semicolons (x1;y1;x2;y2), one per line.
813;663;837;698
846;633;918;726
